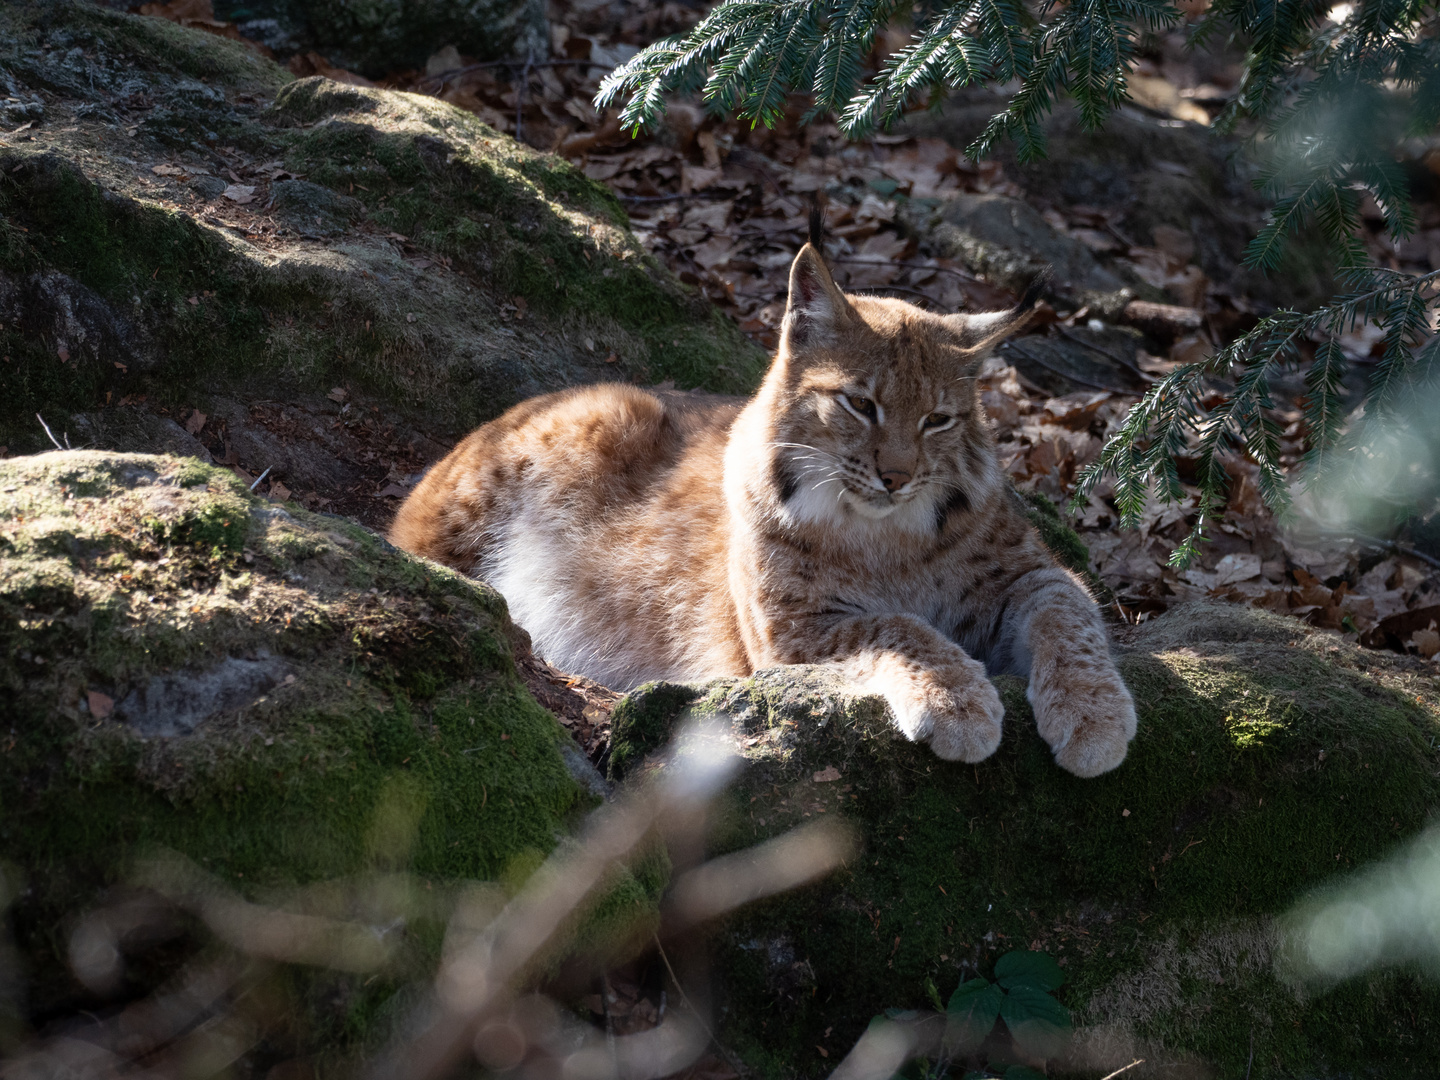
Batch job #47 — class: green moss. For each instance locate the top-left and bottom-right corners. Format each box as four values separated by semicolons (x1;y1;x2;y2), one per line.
0;20;764;451
608;682;706;780
0;450;624;1059
57;0;293;92
269;79;766;394
0;149;272;442
607;611;1440;1078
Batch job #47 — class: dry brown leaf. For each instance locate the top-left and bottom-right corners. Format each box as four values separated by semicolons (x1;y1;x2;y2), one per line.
581;157;627;181
1169;334;1211;365
681;164;724;192
857;231;909;259
1151;224;1196;268
1412;626;1440;659
222;184;256;204
1042;390;1111;428
1072;228;1123;253
1214;552;1262;586
1338;593;1378;630
681;202;731;231
87;690;114;720
981;389;1020;428
691;236;736;269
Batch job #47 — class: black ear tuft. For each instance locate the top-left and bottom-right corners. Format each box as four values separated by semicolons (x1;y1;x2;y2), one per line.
1013;268;1051;315
808;193;827;249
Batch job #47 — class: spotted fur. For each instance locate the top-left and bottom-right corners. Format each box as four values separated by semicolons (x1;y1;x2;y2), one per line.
390;243;1136;776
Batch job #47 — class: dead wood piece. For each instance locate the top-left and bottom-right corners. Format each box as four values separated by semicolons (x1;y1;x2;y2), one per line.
1121;300;1205;344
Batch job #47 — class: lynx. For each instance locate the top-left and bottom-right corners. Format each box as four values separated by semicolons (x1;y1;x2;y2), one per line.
390;231;1136;777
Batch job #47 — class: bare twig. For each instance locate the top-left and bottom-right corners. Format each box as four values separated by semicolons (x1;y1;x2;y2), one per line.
7;955;248;1074
654;937;750;1080
619;191;732;203
827;1017;924;1080
364;724;742;1080
135;854;397;972
36;412;63;451
1099;1060;1146;1080
665;820;856;930
1314;529;1440;571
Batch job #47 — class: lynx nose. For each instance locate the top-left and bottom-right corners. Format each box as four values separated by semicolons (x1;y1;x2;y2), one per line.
879;470;911;492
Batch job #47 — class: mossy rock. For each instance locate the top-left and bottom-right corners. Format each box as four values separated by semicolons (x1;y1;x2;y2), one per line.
0;1;764;454
608;604;1440;1078
0;450;659;1063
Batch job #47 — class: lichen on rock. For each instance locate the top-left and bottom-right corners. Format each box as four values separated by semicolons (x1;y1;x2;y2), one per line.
607;603;1440;1078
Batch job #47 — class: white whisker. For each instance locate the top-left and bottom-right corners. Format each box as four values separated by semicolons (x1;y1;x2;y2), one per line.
769;441;844;465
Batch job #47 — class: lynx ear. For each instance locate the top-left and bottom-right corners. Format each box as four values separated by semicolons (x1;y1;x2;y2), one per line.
784;244;851;348
945;271;1047;356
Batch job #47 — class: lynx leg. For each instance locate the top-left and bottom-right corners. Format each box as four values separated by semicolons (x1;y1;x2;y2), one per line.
812;615;1005;763
1013;578;1136;777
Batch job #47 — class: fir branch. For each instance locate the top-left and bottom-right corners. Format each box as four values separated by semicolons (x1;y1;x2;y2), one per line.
593;0;1440;564
1076;269;1440;565
1301;339;1349;477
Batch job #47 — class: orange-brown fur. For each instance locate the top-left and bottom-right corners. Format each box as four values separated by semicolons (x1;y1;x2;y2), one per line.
391;244;1136;776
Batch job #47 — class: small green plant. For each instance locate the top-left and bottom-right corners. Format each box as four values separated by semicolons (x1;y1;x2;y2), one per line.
878;950;1072;1080
949;950;1072;1064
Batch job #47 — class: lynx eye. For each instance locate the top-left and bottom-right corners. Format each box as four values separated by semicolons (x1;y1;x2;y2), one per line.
923;412;954;431
842;394;878;421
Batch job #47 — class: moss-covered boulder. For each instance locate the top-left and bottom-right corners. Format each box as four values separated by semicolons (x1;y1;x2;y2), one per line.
0;450;659;1060
608;604;1440;1079
0;0;763;457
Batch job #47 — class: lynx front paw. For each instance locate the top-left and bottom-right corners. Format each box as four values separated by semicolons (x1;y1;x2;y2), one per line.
1032;669;1137;778
890;676;1004;763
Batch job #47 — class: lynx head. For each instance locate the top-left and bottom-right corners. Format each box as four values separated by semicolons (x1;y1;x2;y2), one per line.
757;240;1040;534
